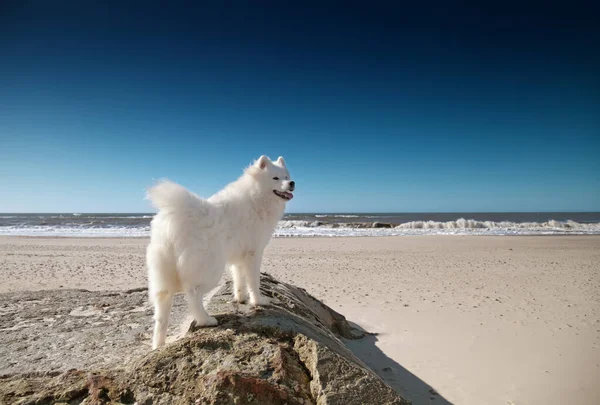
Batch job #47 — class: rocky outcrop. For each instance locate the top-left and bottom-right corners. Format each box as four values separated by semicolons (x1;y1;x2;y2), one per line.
0;274;409;404
371;222;393;228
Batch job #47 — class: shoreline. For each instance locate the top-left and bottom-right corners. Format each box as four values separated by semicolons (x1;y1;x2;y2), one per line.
3;213;600;239
2;232;600;241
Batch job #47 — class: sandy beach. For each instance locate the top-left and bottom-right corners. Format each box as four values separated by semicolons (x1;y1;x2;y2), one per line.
1;235;598;404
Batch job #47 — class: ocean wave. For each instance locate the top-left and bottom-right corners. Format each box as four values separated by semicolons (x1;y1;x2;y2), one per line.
278;218;600;229
91;215;153;219
1;218;599;237
273;223;600;237
1;215;153;219
394;218;596;230
0;225;150;237
278;220;322;228
314;214;360;218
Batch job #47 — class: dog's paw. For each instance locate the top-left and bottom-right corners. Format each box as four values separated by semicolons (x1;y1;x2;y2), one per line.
232;293;248;304
196;316;218;327
250;295;271;307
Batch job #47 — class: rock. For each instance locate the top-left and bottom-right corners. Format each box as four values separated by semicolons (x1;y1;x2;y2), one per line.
0;274;408;404
372;222;393;228
0;288;187;375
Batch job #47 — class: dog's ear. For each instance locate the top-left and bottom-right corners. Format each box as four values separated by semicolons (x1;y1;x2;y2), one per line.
255;155;270;170
276;156;286;167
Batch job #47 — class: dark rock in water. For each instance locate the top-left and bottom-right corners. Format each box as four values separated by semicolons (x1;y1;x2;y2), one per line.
345;222;370;228
372;222;393;228
0;274;409;405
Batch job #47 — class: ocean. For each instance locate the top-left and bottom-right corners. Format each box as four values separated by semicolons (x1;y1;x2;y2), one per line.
1;212;599;237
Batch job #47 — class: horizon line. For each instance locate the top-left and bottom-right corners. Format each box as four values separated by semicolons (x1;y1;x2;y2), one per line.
1;211;599;215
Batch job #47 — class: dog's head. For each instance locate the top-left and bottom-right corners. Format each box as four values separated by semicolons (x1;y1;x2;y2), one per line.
248;155;295;202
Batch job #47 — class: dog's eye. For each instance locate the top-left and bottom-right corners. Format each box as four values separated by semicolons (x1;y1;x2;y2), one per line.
273;177;280;180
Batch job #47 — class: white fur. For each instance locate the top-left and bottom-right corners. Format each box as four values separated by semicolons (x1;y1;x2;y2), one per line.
146;155;294;349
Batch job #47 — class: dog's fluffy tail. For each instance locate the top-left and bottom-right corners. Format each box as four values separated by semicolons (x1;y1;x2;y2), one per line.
146;180;202;213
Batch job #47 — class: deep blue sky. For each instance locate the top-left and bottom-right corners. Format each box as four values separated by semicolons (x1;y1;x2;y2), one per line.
1;1;599;213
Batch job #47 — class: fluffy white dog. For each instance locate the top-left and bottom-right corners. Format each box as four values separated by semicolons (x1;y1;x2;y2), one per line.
146;155;294;349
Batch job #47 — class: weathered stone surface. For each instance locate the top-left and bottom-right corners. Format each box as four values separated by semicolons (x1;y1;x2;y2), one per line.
0;274;409;404
0;287;186;375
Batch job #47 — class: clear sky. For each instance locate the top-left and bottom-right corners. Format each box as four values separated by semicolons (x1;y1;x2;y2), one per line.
1;1;598;213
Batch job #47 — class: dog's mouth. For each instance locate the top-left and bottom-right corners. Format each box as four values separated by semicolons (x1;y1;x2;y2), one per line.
273;190;293;201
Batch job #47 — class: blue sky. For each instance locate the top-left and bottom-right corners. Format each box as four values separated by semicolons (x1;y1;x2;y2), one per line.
1;1;598;213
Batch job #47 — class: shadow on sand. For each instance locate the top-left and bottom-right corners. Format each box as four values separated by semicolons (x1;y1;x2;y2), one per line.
344;322;453;405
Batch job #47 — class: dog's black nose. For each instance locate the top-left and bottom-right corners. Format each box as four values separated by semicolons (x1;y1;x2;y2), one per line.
289;181;295;188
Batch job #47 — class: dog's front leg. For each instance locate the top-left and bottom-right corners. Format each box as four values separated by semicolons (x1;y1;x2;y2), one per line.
245;253;270;306
230;264;248;303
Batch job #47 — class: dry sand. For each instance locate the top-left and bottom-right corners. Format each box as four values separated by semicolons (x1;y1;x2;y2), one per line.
1;235;599;404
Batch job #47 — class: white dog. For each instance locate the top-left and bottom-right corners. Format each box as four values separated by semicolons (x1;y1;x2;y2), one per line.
145;155;294;349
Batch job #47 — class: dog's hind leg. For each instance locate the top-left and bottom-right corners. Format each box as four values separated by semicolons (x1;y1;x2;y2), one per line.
151;291;173;349
185;286;218;327
242;253;270;307
178;250;222;327
147;243;178;349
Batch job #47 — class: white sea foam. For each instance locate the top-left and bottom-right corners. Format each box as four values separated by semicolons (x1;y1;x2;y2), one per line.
275;218;600;236
1;218;599;237
278;220;325;228
314;214;360;218
0;225;150;237
83;215;154;219
394;218;594;230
